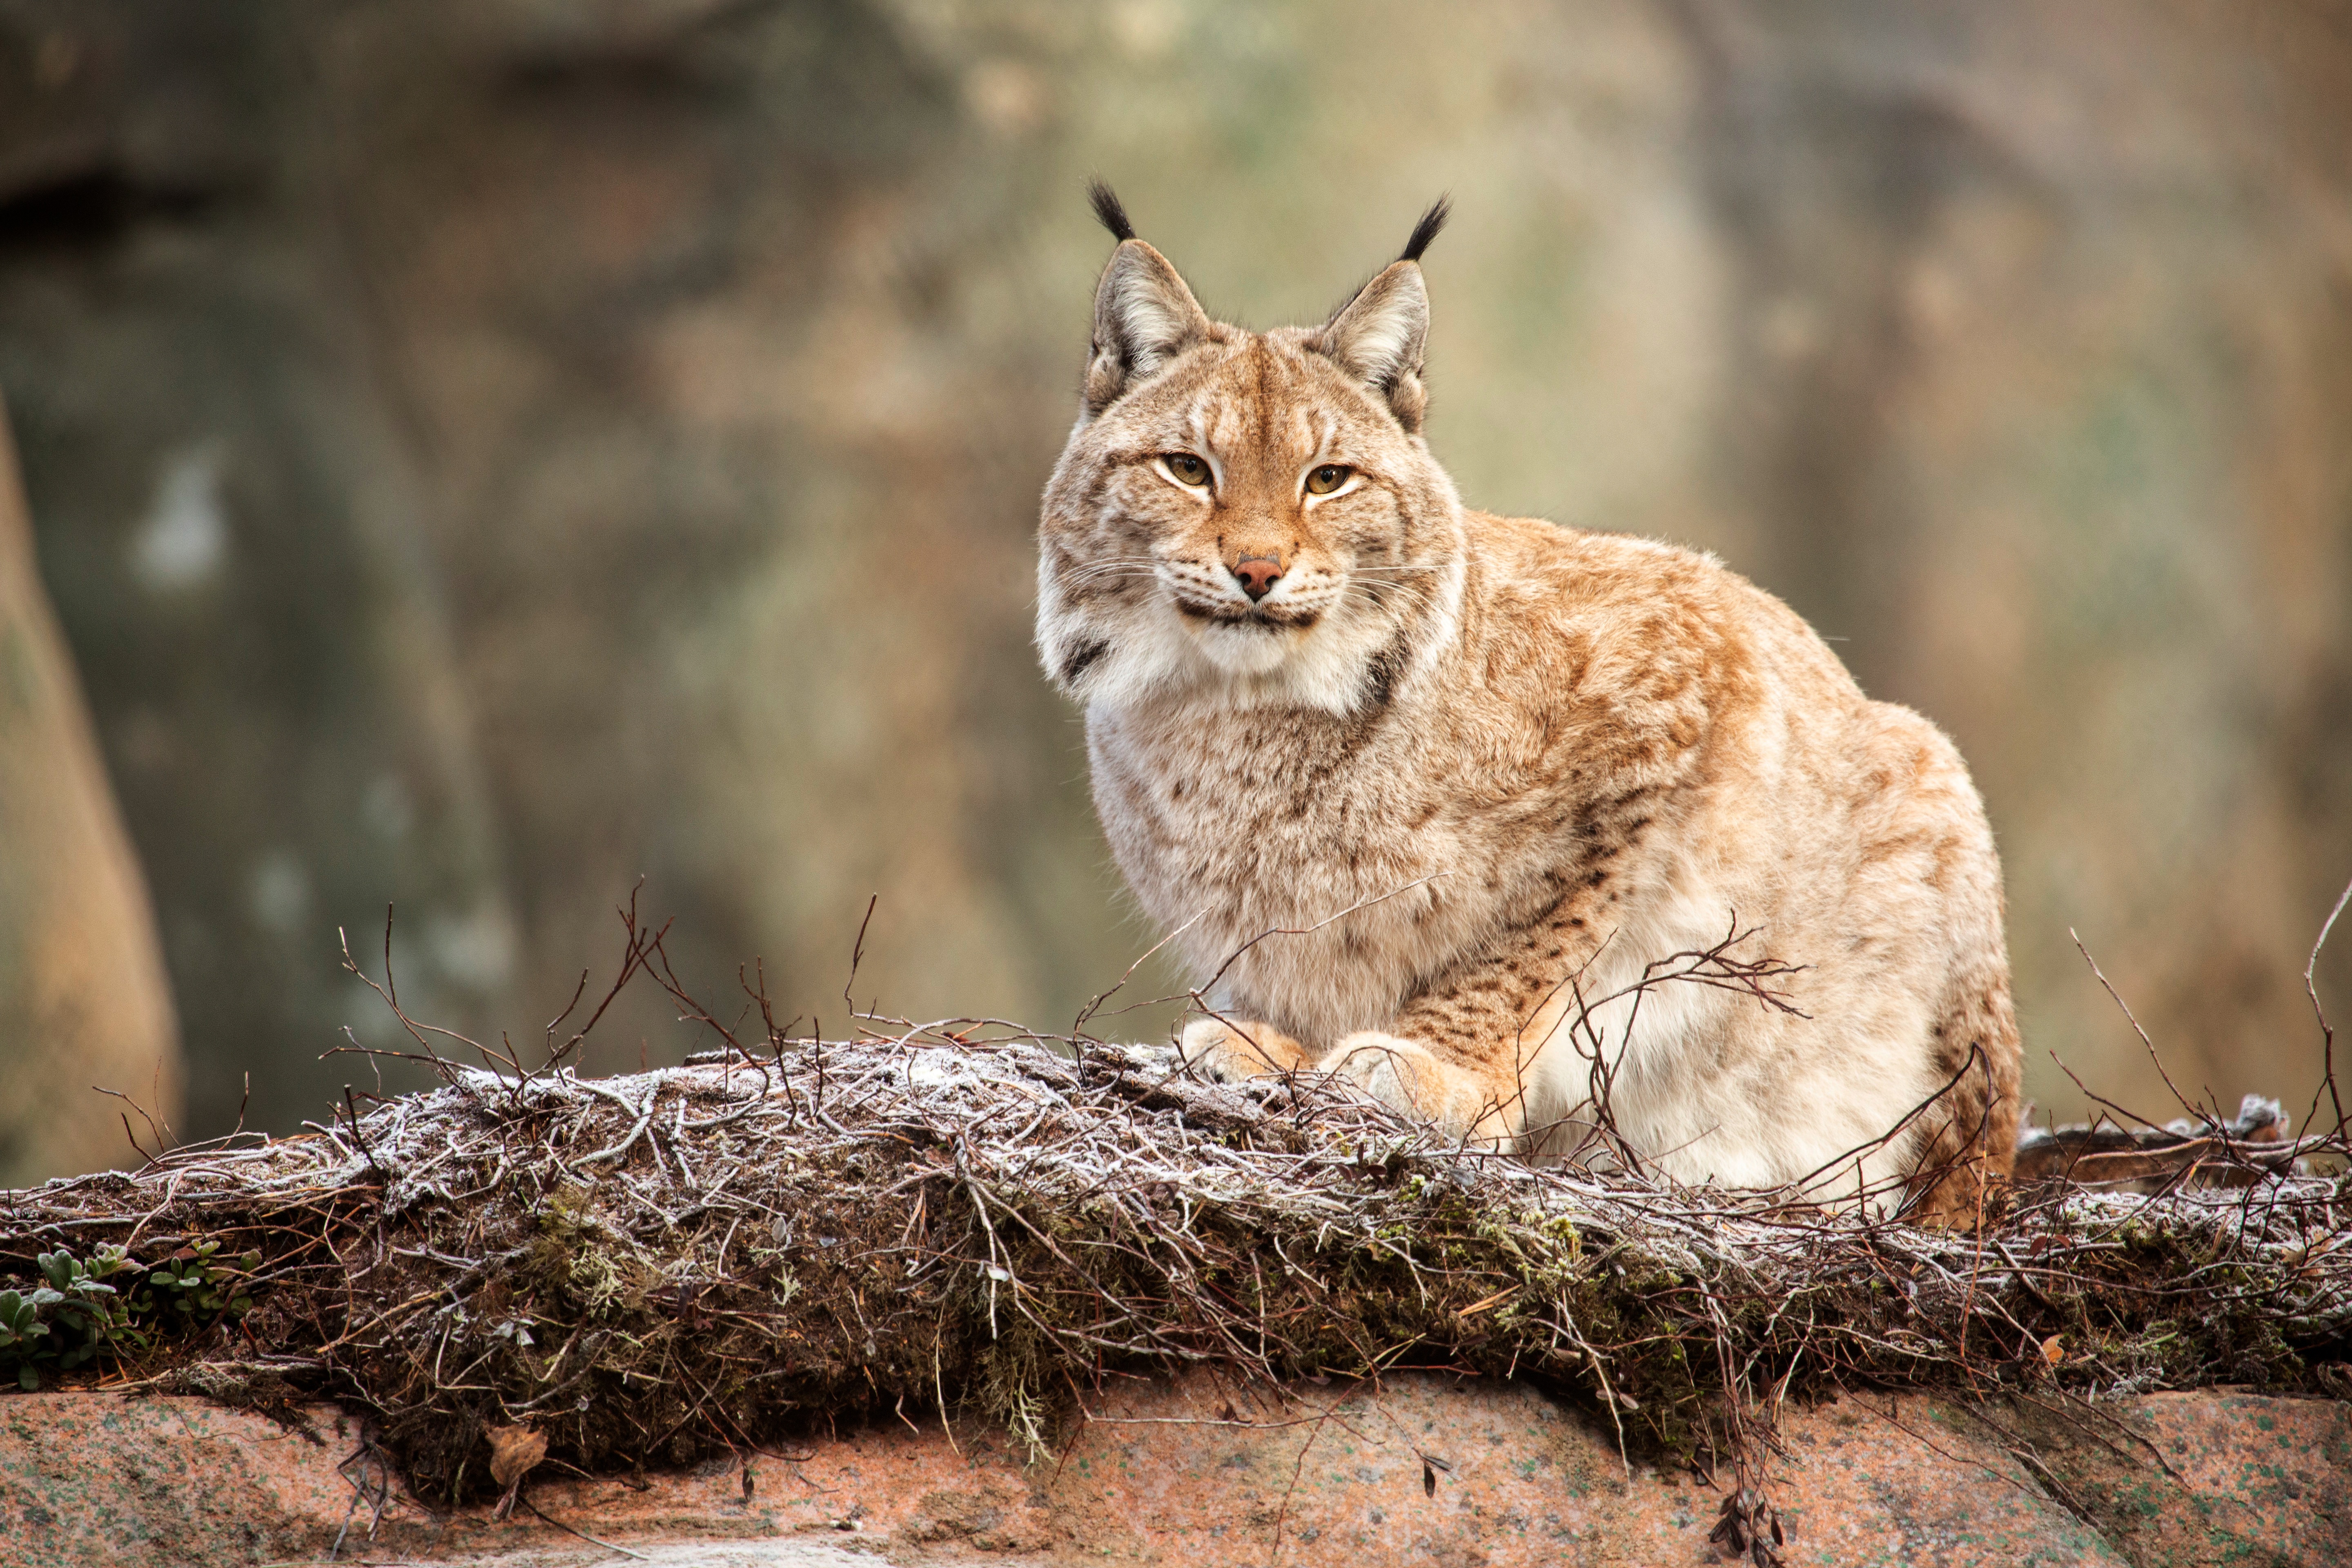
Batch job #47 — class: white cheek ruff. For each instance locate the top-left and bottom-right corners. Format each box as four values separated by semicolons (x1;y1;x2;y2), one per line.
1049;576;1405;717
1038;487;1465;719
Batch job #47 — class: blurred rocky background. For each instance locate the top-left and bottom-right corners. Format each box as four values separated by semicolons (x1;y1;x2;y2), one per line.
0;0;2346;1183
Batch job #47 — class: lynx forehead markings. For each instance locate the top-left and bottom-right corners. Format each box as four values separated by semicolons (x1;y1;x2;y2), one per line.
1036;184;2020;1221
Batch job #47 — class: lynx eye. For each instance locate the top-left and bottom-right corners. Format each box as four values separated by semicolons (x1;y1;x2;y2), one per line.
1305;464;1352;496
1164;453;1212;487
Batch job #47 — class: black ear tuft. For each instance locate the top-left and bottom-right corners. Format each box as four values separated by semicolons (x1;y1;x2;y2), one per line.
1398;196;1451;263
1088;179;1137;243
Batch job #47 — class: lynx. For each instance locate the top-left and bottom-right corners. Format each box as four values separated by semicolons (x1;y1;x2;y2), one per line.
1035;186;2020;1219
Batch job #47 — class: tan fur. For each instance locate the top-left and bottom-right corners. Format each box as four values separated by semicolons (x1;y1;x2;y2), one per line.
1036;212;2019;1221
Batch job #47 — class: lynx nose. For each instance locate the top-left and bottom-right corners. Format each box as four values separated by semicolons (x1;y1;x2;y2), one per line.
1230;555;1285;601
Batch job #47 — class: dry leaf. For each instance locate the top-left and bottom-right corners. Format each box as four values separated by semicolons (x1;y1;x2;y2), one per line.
488;1423;548;1489
2040;1335;2065;1366
488;1423;548;1519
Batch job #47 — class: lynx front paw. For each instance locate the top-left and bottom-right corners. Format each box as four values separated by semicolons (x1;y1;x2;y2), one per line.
1327;1032;1514;1144
1325;1032;1439;1115
1177;1017;1310;1082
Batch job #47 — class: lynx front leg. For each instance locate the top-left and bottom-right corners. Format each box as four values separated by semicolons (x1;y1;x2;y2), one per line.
1316;903;1608;1147
1177;1016;1312;1080
1181;904;1604;1143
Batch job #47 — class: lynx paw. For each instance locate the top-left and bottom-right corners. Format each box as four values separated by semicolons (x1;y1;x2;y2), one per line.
1177;1017;1309;1082
1325;1032;1440;1115
1327;1032;1512;1144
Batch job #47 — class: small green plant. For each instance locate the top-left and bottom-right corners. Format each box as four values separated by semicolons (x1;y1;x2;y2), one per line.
0;1241;259;1390
2;1246;123;1390
0;1290;49;1389
129;1240;257;1327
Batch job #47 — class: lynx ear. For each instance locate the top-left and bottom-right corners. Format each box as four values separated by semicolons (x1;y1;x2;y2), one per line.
1085;241;1213;414
1317;198;1447;432
1318;261;1431;431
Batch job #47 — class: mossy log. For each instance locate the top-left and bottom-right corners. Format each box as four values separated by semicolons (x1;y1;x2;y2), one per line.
4;1034;2350;1505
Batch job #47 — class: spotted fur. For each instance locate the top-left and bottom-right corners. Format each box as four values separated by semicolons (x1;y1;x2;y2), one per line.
1036;192;2019;1221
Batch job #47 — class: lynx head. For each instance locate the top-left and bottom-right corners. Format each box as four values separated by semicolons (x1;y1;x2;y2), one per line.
1036;185;1468;715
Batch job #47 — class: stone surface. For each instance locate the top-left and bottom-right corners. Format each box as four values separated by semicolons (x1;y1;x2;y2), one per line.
0;394;176;1187
5;1376;2349;1566
2024;1391;2352;1568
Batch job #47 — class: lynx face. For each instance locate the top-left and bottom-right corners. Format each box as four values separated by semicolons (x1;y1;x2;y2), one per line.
1037;219;1465;715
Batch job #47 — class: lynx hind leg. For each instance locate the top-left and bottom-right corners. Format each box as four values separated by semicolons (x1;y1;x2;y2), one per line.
1901;974;2024;1226
1323;1033;1521;1147
1178;1016;1312;1082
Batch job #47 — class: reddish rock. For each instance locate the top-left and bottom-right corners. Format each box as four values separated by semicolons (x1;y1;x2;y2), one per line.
3;1376;2347;1566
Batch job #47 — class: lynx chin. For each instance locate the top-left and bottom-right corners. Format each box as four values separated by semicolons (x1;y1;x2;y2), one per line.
1035;184;2020;1221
